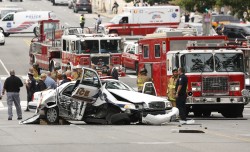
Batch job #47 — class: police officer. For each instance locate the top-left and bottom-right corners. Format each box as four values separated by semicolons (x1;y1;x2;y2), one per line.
80;14;85;29
137;68;152;92
167;68;178;107
175;67;188;124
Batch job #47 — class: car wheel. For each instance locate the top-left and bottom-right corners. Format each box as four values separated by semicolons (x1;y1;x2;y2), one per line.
45;107;59;124
110;113;130;125
4;33;10;37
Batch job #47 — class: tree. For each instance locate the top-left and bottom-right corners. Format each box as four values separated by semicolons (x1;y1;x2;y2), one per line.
216;0;250;21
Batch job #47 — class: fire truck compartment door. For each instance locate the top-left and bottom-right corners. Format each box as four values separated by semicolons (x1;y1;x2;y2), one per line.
71;68;102;102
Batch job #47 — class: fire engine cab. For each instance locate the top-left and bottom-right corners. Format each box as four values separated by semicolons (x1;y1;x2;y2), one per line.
61;33;124;76
138;30;249;118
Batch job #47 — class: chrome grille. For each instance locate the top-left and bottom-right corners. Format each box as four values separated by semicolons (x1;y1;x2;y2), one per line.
148;102;165;110
91;56;109;65
202;76;229;95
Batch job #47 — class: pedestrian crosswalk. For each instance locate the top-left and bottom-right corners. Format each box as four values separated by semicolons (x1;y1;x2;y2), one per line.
0;101;27;110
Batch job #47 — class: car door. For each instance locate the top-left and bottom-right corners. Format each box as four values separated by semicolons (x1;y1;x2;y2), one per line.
71;67;102;103
57;83;76;119
1;13;15;32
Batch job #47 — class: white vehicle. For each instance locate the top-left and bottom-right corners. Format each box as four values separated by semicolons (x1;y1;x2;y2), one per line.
100;6;180;36
0;30;5;45
52;0;68;5
24;68;178;125
0;11;56;37
0;7;24;19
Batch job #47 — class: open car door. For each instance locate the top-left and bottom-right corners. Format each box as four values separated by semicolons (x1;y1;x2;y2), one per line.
142;82;157;96
71;67;102;102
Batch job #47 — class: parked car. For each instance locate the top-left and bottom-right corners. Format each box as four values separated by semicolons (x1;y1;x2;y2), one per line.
223;23;250;41
23;68;178;125
72;0;92;13
212;14;240;28
0;30;5;45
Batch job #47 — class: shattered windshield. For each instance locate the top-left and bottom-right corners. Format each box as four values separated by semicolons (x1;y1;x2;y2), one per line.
181;53;214;73
100;40;121;53
215;53;244;72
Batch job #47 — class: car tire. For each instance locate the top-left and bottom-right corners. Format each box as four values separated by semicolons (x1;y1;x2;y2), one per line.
4;33;10;37
110;113;130;125
45;107;59;124
193;111;202;117
0;42;5;45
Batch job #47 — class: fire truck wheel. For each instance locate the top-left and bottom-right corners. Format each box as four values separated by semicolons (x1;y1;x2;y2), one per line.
135;63;138;75
193;111;202;117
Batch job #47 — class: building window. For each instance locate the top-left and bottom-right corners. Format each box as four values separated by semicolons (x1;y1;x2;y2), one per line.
154;44;160;58
143;45;149;58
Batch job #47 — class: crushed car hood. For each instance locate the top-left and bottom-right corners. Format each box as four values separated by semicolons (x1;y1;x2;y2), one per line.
108;89;166;103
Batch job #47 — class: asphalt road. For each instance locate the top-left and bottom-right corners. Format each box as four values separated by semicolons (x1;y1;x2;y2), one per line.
0;1;250;152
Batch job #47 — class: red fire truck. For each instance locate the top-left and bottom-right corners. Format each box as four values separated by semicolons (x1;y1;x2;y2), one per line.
61;33;124;76
29;19;125;76
138;31;249;118
29;19;63;71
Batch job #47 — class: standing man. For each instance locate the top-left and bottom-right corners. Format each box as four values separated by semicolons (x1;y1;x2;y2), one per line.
80;14;85;29
96;14;102;33
175;67;188;124
2;70;23;120
167;68;178;107
108;64;119;80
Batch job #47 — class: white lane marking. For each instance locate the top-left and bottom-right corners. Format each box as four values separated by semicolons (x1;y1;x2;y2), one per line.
130;142;176;145
0;59;10;76
127;75;137;78
70;124;86;130
0;102;4;108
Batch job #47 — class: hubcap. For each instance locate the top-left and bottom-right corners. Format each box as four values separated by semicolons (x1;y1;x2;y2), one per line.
47;108;58;123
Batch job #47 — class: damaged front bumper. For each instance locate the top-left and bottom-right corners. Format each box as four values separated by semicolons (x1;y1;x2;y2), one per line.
141;107;179;125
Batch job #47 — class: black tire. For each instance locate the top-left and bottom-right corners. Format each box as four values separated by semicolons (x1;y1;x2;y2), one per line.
4;33;10;37
193;111;202;117
34;27;39;37
88;10;92;14
135;63;138;75
45;107;59;124
49;62;54;72
110;113;130;125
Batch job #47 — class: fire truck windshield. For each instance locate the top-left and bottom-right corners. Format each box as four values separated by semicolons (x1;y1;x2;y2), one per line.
181;53;214;73
79;40;99;53
44;22;59;33
181;53;244;73
100;40;121;53
215;53;244;72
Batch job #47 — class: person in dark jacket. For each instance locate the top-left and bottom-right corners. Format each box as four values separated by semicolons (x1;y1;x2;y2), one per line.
2;70;23;120
25;72;37;111
108;64;119;80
